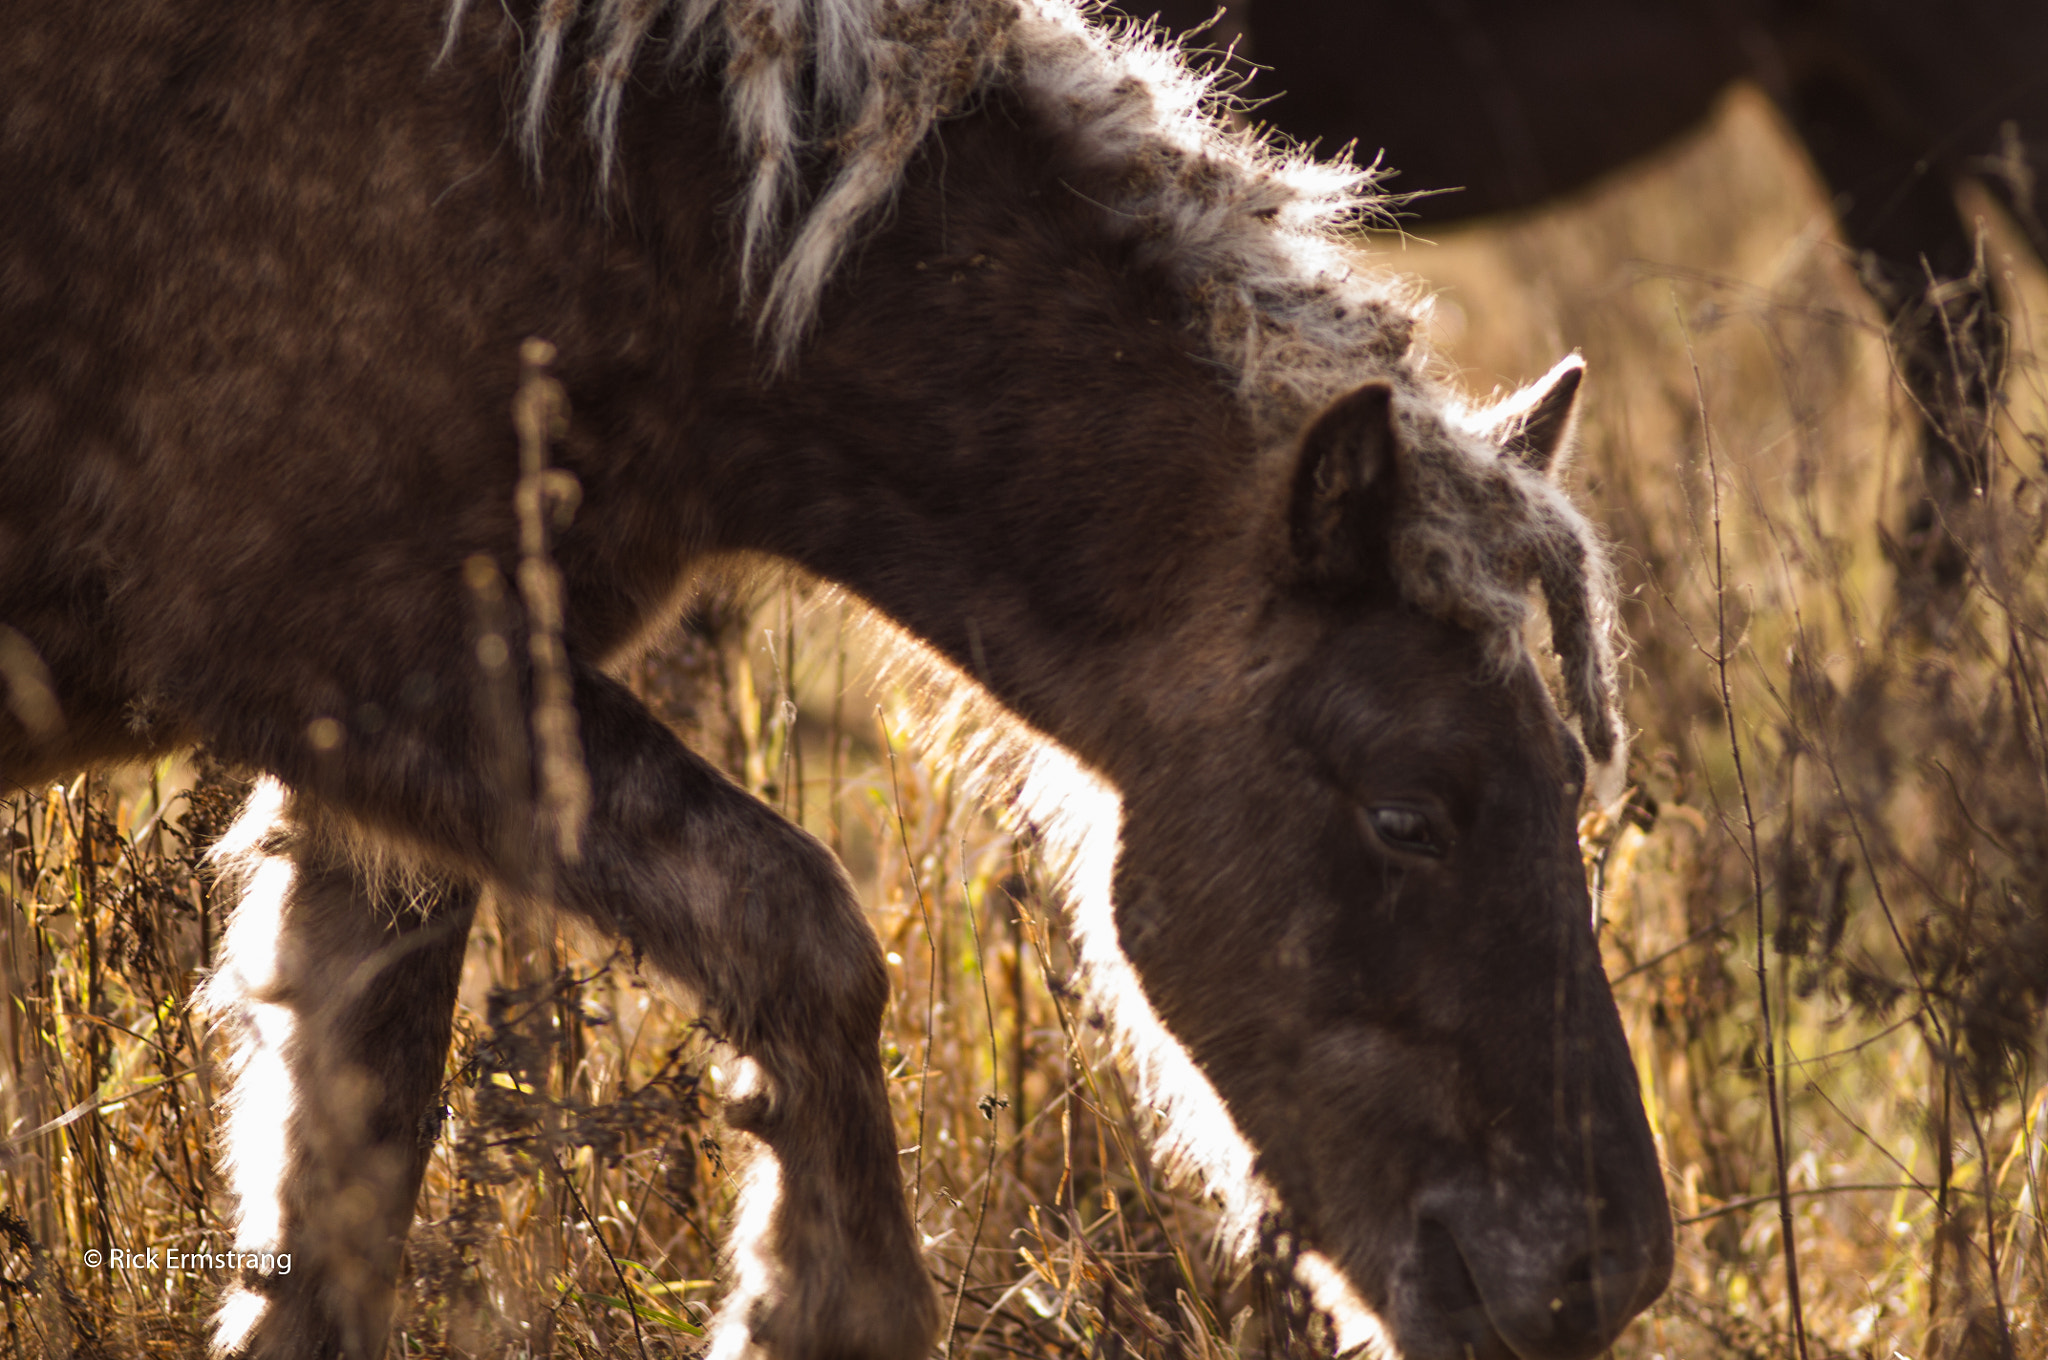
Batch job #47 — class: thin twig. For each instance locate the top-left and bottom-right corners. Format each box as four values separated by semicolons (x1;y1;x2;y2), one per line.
1678;1181;1928;1226
945;835;1007;1360
879;709;940;1217
1676;295;1809;1360
1614;899;1750;982
550;1148;652;1360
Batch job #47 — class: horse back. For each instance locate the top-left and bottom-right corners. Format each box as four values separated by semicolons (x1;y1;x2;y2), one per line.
0;0;739;782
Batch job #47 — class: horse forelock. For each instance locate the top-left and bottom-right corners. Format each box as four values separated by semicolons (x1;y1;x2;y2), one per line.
1389;407;1625;776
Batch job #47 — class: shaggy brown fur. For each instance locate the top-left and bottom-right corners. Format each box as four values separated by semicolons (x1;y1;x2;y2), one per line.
1;1;1664;1357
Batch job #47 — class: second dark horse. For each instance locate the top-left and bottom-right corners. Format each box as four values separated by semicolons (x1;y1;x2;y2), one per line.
1134;0;2048;576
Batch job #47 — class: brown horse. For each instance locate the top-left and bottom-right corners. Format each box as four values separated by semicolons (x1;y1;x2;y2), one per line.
1129;0;2048;572
0;1;1670;1357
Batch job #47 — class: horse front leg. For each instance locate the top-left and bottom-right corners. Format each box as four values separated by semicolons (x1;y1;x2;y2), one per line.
209;656;932;1360
1775;71;2005;592
200;782;478;1360
547;667;935;1360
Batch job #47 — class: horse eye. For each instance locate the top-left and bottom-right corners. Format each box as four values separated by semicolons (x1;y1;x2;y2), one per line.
1367;804;1445;857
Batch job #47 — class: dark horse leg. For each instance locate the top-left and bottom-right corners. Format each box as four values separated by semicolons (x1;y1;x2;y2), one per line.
1976;117;2048;272
202;785;478;1358
1775;72;2005;592
544;669;933;1360
204;663;931;1360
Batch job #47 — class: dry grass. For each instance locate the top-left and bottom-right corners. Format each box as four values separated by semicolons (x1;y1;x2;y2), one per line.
1383;85;2048;1360
5;84;2047;1359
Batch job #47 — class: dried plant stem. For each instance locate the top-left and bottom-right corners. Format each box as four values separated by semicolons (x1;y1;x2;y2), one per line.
947;835;1006;1360
1679;304;1809;1360
880;709;939;1217
782;586;804;826
829;612;848;856
513;337;590;867
551;1145;652;1360
1007;861;1030;1186
1967;1100;2017;1356
1676;1181;1925;1226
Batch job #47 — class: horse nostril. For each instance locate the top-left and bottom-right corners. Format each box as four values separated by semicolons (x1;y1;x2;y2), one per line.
1415;1219;1515;1358
1413;1208;1668;1360
1548;1247;1642;1346
1417;1217;1484;1314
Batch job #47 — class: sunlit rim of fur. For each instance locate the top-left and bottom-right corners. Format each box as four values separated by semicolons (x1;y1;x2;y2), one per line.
871;625;1271;1255
194;781;298;1354
868;619;1520;1352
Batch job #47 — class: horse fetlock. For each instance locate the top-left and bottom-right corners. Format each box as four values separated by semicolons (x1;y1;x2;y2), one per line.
731;1256;939;1360
717;1045;894;1157
712;1117;935;1360
213;1268;389;1360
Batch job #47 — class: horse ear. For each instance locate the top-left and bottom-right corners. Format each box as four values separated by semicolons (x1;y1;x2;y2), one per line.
1290;381;1401;585
1497;355;1584;476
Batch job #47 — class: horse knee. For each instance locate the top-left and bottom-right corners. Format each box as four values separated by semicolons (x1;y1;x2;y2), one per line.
602;801;888;1040
755;825;890;1045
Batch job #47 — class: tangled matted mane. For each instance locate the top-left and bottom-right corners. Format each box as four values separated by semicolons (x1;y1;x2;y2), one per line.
475;0;1620;765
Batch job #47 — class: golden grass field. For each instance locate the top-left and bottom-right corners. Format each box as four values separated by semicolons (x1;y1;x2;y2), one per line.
4;85;2046;1359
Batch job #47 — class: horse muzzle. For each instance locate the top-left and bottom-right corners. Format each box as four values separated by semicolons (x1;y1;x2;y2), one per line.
1391;1184;1674;1360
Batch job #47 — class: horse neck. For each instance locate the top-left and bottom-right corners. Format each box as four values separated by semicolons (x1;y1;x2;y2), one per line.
701;98;1281;763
